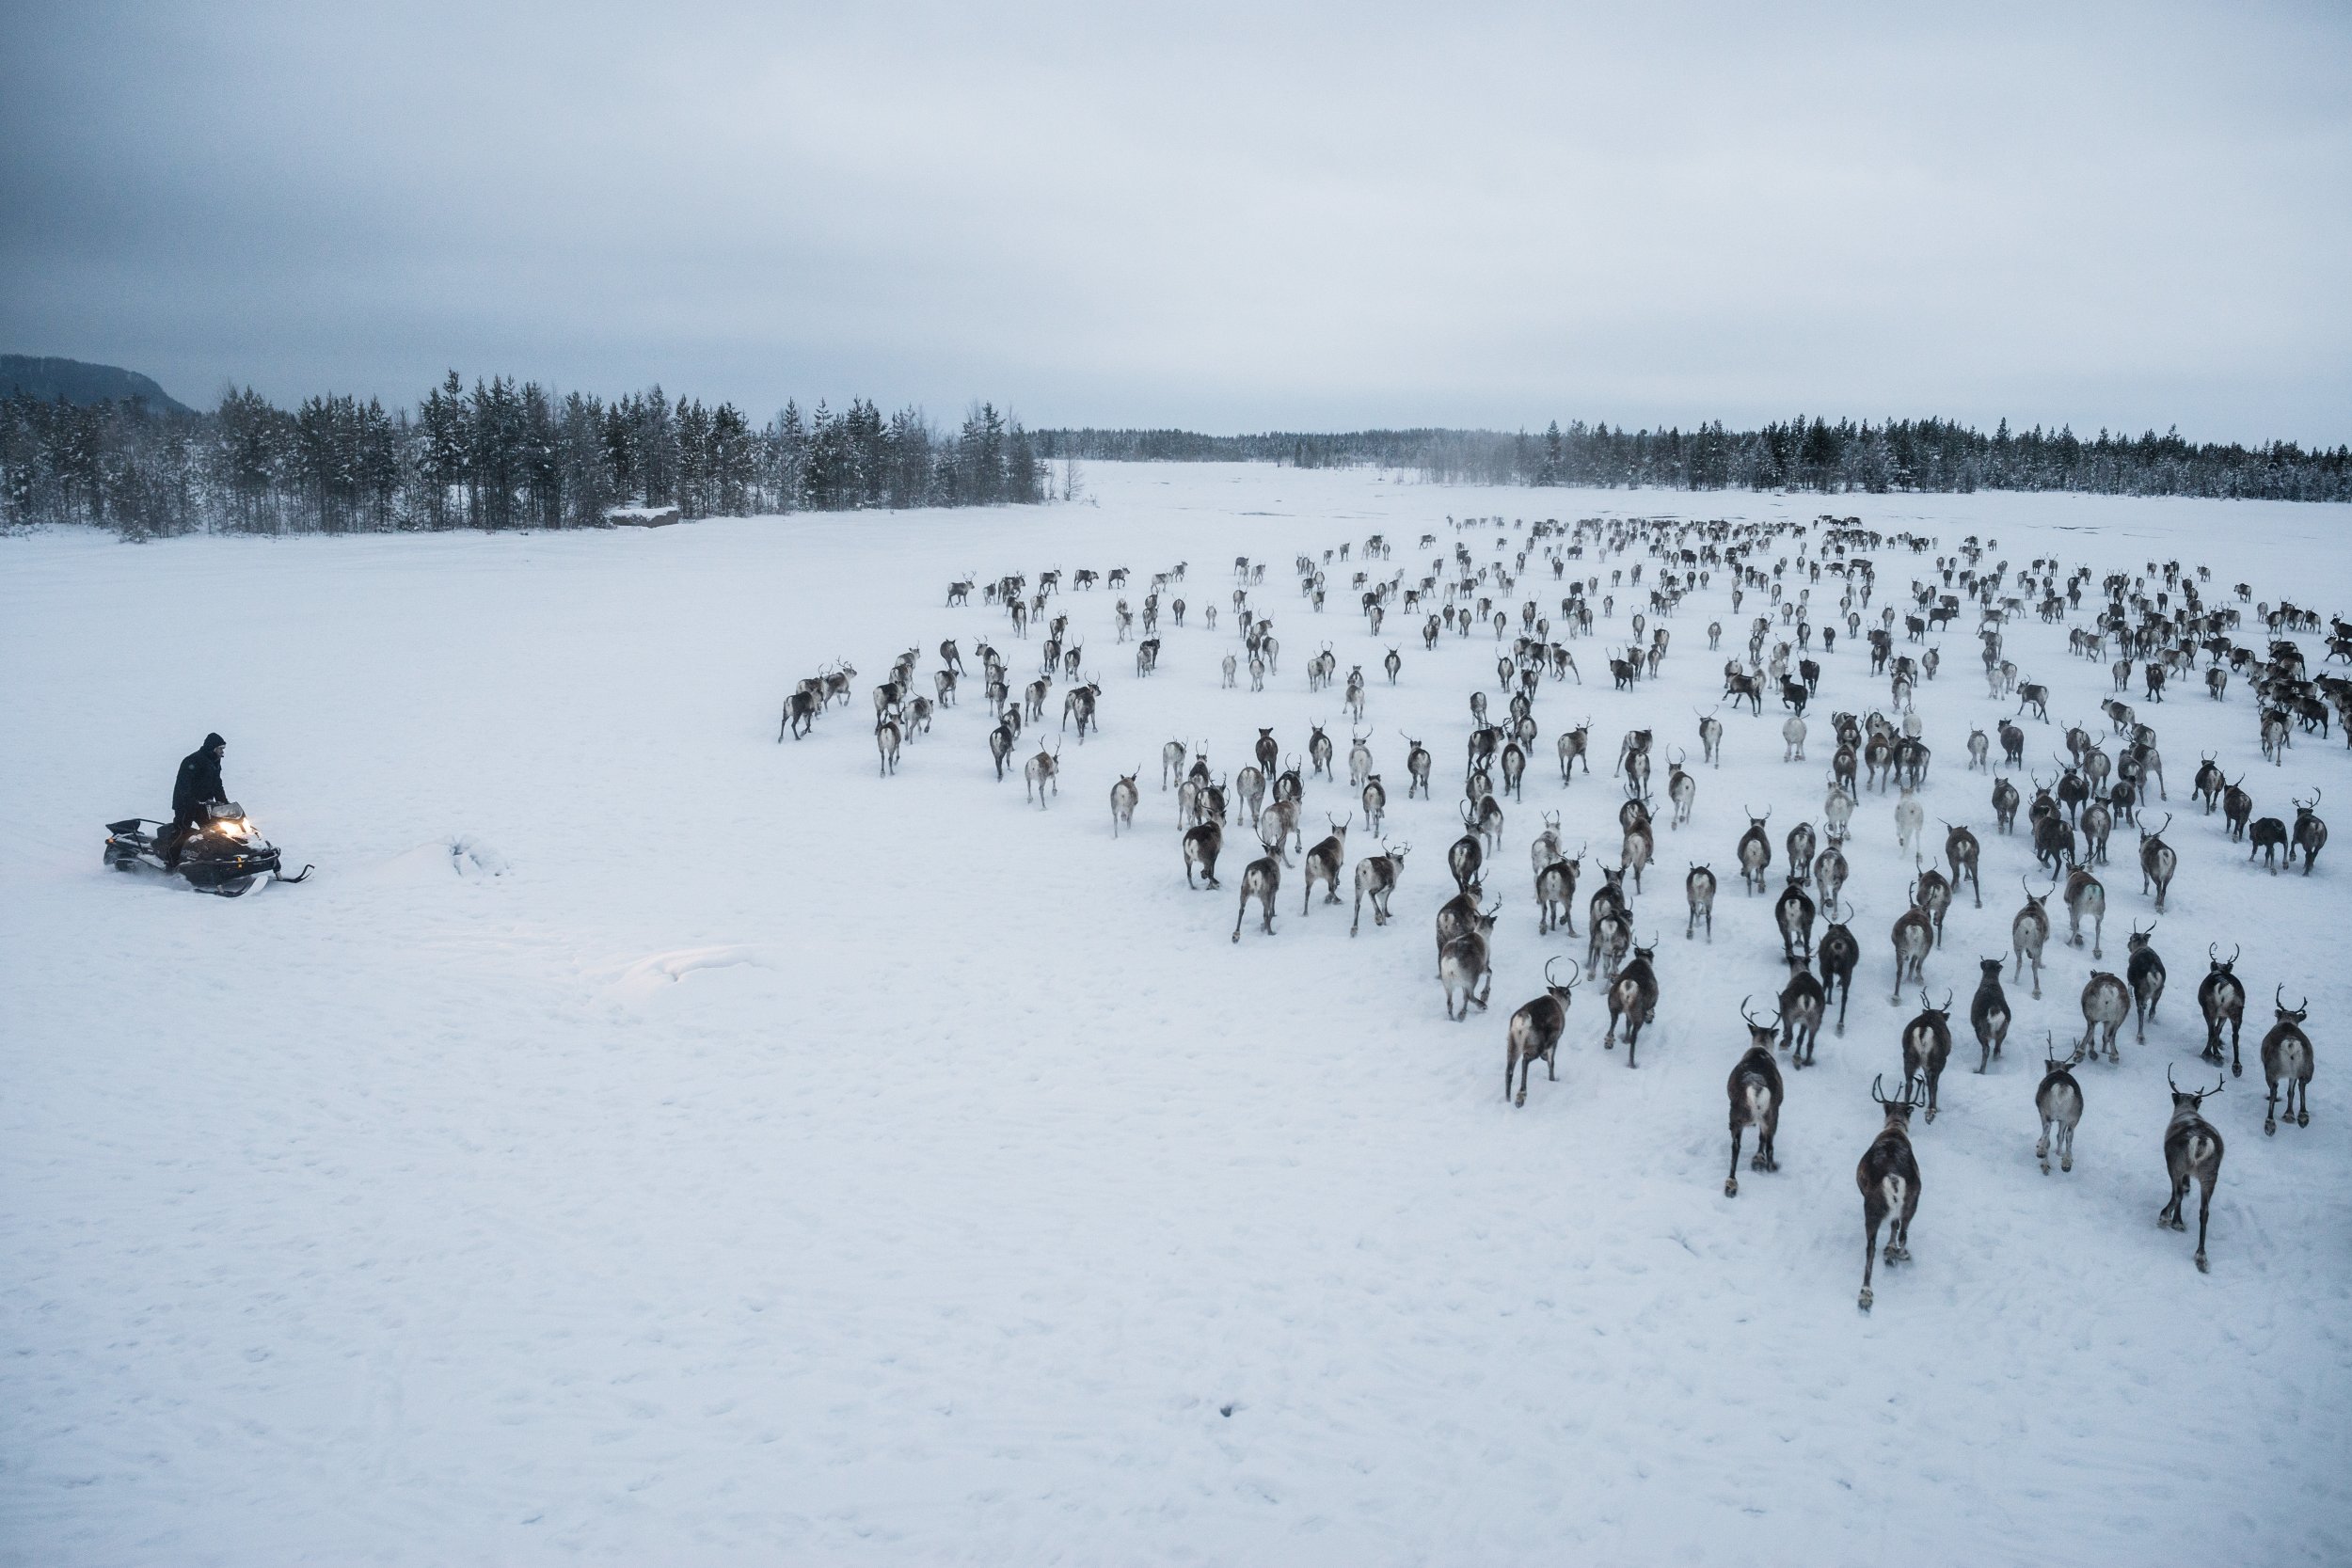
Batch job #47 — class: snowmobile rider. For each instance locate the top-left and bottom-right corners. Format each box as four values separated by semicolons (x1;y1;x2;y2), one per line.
165;733;228;867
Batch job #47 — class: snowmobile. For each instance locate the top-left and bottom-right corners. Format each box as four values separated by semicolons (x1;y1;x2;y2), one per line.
103;800;312;896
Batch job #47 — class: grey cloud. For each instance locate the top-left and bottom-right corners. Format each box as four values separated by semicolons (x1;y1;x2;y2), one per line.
3;0;2345;440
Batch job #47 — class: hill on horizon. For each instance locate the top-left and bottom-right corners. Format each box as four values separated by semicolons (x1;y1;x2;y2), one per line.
3;354;195;416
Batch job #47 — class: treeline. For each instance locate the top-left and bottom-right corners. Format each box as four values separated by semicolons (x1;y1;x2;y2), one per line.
0;372;1044;536
1038;417;2352;501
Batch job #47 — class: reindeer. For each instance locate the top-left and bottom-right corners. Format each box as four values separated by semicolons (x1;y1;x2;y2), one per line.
1232;855;1281;942
1774;878;1817;963
874;716;902;776
1778;955;1826;1068
1505;958;1581;1105
1993;776;2021;834
1404;734;1434;799
2158;1069;2227;1272
1784;821;1817;889
988;721;1016;780
1893;784;1925;854
1685;863;1716;942
1724;1004;1787;1194
2221;775;2253;840
1299;816;1353;913
2061;865;2106;958
2197;944;2249;1075
1060;679;1101;741
2126;924;2167;1042
1259;797;1304;866
1023;744;1060;806
1940;822;1981;909
1819;900;1861;1036
2036;1037;2088;1174
1465;796;1506;857
1350;842;1409;935
780;689;818;740
2250;812;2292;872
2293;790;2328;874
1556;721;1593;785
1347;731;1375;787
1110;768;1140;835
1901;990;1957;1121
1640;751;1688;832
1183;819;1223;889
1600;940;1661;1066
1308;723;1335;781
2079;970;2129;1062
2259;987;2314;1134
1438;904;1499;1019
2137;815;2177;910
1620;808;1655;893
1814;832;1849;912
1160;739;1188;791
1956;957;2010;1074
1695;708;1724;767
1436;881;1488;976
1890;892;1933;1005
1736;809;1773;893
1855;1075;1924;1311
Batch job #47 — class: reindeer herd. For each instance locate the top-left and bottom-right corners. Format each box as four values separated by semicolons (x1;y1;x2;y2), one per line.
787;512;2336;1311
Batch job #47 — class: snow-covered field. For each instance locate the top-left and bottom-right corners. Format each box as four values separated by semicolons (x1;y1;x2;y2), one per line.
5;463;2350;1566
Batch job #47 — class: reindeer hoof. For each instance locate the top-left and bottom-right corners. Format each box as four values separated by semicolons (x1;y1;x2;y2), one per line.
1857;1290;1873;1311
2233;1062;2243;1077
2265;1119;2277;1136
1724;1179;1738;1196
2195;1254;2209;1274
2299;1111;2310;1127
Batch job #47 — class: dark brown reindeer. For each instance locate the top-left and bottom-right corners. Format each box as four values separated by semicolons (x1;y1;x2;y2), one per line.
1232;854;1281;942
1900;990;1956;1122
1777;954;1827;1068
2197;944;2248;1075
2158;1069;2227;1273
1600;939;1661;1066
1818;899;1861;1036
1968;958;2010;1072
1724;1001;1787;1195
2126;924;2167;1042
1505;958;1581;1106
1856;1075;1925;1311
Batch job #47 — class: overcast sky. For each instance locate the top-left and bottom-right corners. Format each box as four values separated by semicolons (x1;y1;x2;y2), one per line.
4;1;2346;440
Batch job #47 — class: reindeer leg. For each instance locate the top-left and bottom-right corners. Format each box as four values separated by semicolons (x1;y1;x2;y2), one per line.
1860;1209;1882;1310
1726;1124;1742;1196
2194;1177;2213;1271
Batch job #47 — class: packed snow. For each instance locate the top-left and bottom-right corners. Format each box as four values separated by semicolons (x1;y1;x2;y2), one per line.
4;464;2349;1565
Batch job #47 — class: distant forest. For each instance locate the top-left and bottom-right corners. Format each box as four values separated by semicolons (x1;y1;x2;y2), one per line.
1038;419;2352;502
0;372;1044;536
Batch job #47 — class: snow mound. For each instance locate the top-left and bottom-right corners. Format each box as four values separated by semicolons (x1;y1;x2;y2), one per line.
606;943;772;1003
448;835;508;879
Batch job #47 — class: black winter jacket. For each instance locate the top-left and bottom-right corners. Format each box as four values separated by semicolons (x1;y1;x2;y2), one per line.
173;736;227;818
